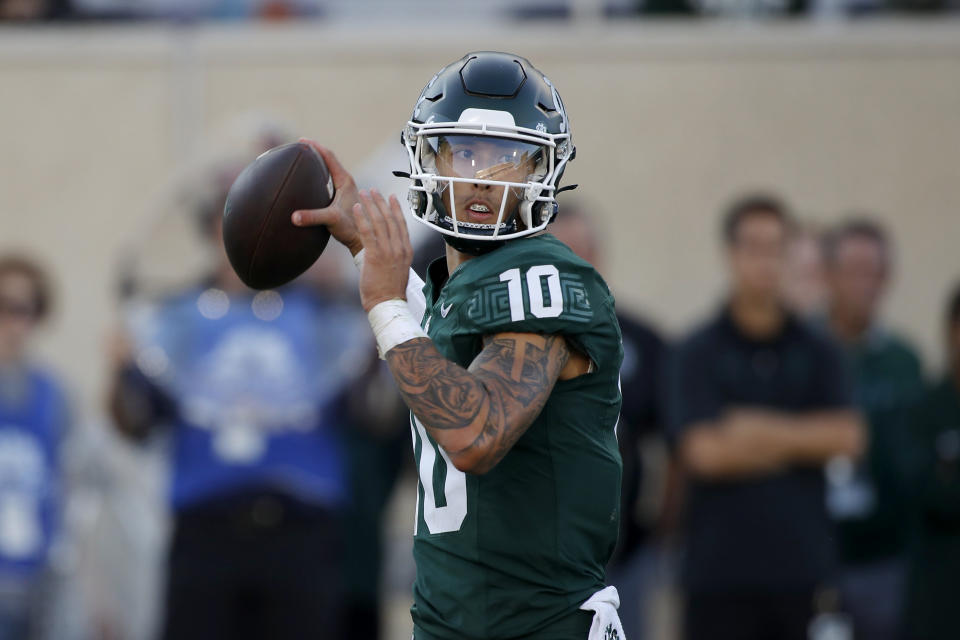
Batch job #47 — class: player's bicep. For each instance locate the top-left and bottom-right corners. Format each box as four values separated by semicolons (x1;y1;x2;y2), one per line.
447;332;570;472
468;332;570;423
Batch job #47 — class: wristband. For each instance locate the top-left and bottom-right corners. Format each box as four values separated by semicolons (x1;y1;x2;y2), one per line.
367;299;427;359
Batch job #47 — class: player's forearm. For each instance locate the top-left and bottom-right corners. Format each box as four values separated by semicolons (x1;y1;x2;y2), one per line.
386;338;491;457
386;333;568;474
352;250;427;323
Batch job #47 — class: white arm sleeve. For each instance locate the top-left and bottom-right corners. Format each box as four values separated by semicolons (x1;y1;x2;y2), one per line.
405;268;427;324
353;250;428;324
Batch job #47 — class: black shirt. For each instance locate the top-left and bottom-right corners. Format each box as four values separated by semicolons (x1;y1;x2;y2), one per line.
667;306;853;593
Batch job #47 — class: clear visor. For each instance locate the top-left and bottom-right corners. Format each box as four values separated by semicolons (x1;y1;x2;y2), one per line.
426;135;545;182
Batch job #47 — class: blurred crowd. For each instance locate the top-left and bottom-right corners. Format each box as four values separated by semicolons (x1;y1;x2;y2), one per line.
549;197;960;640
2;137;960;640
1;0;958;22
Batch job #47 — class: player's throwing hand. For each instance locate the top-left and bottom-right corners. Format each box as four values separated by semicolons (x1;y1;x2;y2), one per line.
353;189;413;312
291;138;364;256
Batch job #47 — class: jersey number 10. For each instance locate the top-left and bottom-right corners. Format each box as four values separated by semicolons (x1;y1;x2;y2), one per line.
412;415;468;535
412;265;566;536
499;265;564;321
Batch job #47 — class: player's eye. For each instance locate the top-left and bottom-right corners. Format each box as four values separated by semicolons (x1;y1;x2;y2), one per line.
453;149;474;161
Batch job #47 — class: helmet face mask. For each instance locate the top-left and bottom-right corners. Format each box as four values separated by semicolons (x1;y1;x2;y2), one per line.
422;134;546;239
403;52;575;254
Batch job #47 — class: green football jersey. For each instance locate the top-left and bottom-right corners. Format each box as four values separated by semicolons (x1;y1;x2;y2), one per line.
409;234;624;640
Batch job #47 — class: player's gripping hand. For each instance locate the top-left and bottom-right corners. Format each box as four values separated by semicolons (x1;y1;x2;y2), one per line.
353;189;413;312
291;138;364;256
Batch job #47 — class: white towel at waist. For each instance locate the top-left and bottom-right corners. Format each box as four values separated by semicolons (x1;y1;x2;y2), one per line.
579;585;626;640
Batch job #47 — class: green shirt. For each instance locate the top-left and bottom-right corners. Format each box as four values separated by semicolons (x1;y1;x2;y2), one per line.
831;328;925;565
410;234;623;640
903;376;960;640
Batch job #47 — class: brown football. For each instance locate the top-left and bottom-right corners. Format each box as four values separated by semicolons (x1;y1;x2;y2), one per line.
222;142;334;290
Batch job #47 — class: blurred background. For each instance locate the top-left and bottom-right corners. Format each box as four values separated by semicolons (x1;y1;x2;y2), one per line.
1;1;959;639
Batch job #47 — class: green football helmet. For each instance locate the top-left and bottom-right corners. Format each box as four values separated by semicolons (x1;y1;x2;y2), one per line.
403;51;576;255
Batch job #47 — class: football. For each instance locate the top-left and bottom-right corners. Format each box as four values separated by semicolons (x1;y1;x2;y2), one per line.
222;142;334;290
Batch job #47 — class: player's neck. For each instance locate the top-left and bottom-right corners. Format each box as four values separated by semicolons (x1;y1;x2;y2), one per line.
445;244;475;274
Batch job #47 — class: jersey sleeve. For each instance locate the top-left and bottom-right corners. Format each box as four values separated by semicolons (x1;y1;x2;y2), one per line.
354;249;428;323
454;240;618;368
406;267;428;324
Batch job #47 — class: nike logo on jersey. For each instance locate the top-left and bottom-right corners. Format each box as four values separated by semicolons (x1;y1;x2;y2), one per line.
440;302;453;318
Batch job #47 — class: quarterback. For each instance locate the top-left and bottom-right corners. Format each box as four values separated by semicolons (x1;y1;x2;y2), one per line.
294;52;625;640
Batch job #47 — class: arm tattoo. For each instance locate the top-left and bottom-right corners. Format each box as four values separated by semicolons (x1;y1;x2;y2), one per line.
385;334;570;473
385;338;488;432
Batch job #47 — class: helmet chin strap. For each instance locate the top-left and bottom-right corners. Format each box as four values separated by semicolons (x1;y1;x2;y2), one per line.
442;233;504;256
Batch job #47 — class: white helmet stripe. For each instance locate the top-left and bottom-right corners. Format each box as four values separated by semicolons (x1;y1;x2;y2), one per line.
457;108;517;128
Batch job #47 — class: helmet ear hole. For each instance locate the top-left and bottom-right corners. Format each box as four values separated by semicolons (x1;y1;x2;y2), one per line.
528;201;558;228
541;201;559;226
408;184;425;215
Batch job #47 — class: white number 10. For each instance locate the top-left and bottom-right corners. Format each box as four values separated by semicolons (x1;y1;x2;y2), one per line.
499;265;563;321
412;416;468;535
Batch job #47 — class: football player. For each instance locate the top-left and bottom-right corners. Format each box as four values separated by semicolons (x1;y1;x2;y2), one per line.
294;52;625;640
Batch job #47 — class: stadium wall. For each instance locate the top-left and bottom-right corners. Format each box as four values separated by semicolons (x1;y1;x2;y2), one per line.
1;21;958;412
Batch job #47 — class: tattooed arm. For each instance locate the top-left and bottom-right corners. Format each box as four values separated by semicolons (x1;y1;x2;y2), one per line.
385;331;574;475
338;188;589;473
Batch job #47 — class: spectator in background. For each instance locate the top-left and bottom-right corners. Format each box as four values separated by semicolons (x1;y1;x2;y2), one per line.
821;218;924;640
668;194;865;640
107;161;368;640
0;255;69;640
901;283;960;640
783;223;828;318
550;200;671;640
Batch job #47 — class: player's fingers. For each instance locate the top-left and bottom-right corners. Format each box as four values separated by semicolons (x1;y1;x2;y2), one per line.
388;195;410;241
358;190;391;246
291;206;337;227
351;202;376;247
388;195;413;261
386;195;413;259
370;189;390;217
371;190;402;250
299;138;355;190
